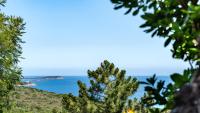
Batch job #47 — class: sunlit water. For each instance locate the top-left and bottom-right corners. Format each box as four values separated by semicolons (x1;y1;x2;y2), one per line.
23;76;171;99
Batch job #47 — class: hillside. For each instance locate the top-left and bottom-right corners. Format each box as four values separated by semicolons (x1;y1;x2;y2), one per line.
6;87;63;113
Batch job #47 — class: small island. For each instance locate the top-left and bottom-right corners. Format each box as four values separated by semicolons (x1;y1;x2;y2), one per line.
23;76;64;80
40;76;64;80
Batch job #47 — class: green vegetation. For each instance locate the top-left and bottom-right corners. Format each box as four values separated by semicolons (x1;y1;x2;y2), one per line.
1;0;200;112
62;60;140;113
6;87;63;113
0;0;25;112
110;0;200;113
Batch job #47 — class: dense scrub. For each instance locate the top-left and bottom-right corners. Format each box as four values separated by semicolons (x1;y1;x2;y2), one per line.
6;87;63;113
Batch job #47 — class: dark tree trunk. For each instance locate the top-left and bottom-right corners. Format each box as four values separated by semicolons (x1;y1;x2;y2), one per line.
171;27;200;112
171;68;200;113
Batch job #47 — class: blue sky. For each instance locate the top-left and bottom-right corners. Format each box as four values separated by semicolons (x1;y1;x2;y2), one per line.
3;0;188;76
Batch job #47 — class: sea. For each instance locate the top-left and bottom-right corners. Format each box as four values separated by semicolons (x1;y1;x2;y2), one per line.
23;76;172;99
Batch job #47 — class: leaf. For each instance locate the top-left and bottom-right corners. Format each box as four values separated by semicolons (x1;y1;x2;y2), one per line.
139;81;149;85
146;74;157;86
157;80;165;92
144;27;155;33
132;9;139;15
170;73;185;88
140;22;149;28
151;29;157;37
189;48;199;53
144;86;155;92
125;8;132;15
141;13;154;20
164;36;172;47
170;73;182;83
114;4;124;10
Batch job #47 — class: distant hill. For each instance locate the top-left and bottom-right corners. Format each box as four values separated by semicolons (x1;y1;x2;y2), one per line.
6;87;63;113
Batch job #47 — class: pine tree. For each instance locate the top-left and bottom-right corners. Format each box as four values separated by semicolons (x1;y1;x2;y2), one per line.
62;60;139;113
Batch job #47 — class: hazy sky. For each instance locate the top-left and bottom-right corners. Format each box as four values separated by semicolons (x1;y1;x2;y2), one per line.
2;0;189;76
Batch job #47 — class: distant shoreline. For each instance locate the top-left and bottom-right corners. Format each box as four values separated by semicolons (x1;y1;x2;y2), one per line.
16;81;36;87
22;75;170;79
23;76;64;80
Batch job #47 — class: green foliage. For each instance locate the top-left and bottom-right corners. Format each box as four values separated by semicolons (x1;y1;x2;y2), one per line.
110;0;200;112
140;69;193;112
62;60;139;113
110;0;200;63
0;0;25;112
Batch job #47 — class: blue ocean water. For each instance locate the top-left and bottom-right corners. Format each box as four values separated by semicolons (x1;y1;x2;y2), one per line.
23;76;171;98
